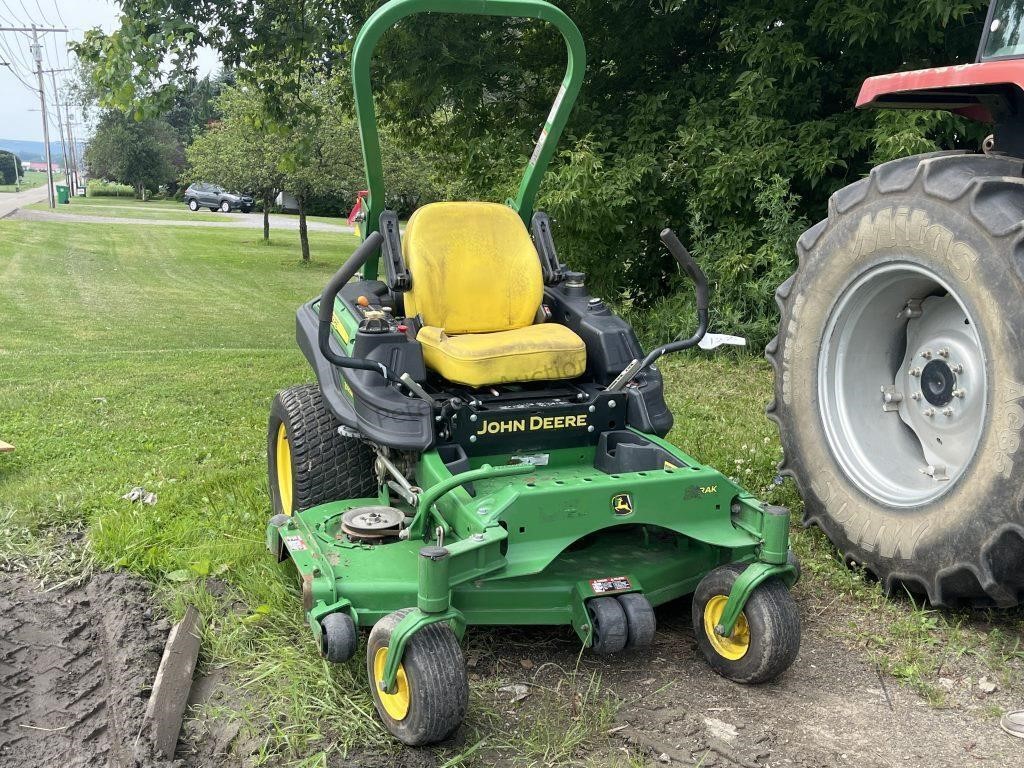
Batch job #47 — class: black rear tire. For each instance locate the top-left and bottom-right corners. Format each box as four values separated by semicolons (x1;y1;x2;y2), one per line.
769;151;1024;607
267;384;376;515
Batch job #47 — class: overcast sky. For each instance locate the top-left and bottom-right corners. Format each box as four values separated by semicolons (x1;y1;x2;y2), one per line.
0;0;218;141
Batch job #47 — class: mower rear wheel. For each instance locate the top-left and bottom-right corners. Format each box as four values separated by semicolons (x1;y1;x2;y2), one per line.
586;596;628;654
692;565;800;684
320;612;358;663
616;593;656;650
366;609;468;746
267;384;376;515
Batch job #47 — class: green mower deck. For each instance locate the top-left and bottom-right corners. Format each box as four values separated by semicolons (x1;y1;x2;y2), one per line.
268;441;796;690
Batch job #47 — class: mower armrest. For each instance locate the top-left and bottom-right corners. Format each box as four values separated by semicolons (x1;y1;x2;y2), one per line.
317;232;397;382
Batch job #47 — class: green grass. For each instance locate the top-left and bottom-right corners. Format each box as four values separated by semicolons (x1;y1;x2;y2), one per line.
25;194;349;227
0;169;49;193
1;215;1021;764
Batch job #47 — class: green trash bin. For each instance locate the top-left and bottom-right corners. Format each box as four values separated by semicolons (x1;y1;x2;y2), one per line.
56;185;70;204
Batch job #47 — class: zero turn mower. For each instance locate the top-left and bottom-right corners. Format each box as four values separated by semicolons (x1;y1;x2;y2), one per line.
267;0;800;745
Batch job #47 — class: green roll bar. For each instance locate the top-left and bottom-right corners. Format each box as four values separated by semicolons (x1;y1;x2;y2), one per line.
351;0;587;278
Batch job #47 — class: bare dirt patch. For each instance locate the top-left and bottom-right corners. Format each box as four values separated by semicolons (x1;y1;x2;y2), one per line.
607;601;1019;767
0;571;172;767
420;576;1024;767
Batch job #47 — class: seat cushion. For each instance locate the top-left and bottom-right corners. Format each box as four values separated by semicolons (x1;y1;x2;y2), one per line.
417;324;587;387
402;202;543;334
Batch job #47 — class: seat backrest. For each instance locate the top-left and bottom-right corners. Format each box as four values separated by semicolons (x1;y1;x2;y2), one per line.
402;202;543;334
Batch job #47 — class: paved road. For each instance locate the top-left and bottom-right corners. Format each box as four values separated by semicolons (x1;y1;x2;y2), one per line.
0;185;50;219
9;207;354;233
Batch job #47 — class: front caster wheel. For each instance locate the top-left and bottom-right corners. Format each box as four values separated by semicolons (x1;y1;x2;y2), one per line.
367;609;468;746
692;565;800;684
586;596;628;655
617;593;656;650
320;612;357;663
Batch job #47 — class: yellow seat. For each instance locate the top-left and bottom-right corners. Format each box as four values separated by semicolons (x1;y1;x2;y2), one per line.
403;201;586;386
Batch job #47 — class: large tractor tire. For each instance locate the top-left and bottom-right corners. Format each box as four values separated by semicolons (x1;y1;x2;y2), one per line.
768;150;1024;607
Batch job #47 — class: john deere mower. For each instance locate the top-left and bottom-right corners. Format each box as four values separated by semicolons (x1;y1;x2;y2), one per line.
267;0;800;745
770;0;1024;608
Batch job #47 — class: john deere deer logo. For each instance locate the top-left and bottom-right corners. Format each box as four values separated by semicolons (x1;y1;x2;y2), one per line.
611;493;634;516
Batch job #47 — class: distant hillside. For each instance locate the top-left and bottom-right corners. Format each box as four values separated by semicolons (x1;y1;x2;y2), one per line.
0;138;85;164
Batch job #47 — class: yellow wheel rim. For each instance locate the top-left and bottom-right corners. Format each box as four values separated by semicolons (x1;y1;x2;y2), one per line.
275;422;293;515
373;647;411;721
703;595;750;661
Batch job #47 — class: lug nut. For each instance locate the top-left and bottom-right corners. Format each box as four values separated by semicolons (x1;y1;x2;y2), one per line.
951;363;963;374
923;408;935;417
910;367;922;377
938;348;949;358
942;408;954;416
953;388;966;398
911;392;922;401
921;350;932;359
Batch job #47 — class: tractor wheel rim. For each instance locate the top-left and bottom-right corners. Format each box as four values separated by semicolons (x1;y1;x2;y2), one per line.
275;422;293;515
818;262;986;507
703;595;749;660
373;647;411;721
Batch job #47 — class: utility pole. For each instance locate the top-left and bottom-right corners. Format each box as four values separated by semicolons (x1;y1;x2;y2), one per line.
0;25;68;207
46;69;72;193
31;29;55;207
66;106;80;194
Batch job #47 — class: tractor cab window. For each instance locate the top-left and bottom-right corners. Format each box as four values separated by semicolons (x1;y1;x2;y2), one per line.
981;0;1024;59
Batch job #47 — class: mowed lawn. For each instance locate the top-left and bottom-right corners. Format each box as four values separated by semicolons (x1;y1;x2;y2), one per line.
2;216;1021;765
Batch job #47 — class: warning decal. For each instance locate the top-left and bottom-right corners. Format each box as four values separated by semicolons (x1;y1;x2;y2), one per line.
589;576;632;594
284;535;307;552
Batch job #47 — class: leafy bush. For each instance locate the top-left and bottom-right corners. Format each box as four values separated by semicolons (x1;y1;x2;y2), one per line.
86;179;136;198
0;151;20;185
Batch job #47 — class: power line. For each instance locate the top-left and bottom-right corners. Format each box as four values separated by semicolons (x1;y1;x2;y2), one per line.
0;36;36;92
50;0;64;31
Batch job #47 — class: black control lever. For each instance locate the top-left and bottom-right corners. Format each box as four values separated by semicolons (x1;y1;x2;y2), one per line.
607;229;709;391
317;232;397;382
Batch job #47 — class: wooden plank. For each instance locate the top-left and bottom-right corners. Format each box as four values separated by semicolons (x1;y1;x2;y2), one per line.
145;605;202;759
0;440;13;453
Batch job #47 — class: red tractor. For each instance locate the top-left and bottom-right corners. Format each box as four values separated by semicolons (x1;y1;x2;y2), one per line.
770;0;1024;607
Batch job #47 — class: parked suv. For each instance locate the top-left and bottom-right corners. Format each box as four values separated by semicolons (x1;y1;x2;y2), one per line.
184;182;253;213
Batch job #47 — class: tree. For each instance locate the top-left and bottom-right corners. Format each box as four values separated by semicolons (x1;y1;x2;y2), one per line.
85;111;182;198
0;151;21;185
165;70;235;145
186;86;285;241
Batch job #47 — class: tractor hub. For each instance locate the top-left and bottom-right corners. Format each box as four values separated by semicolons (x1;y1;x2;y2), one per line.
895;293;985;487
